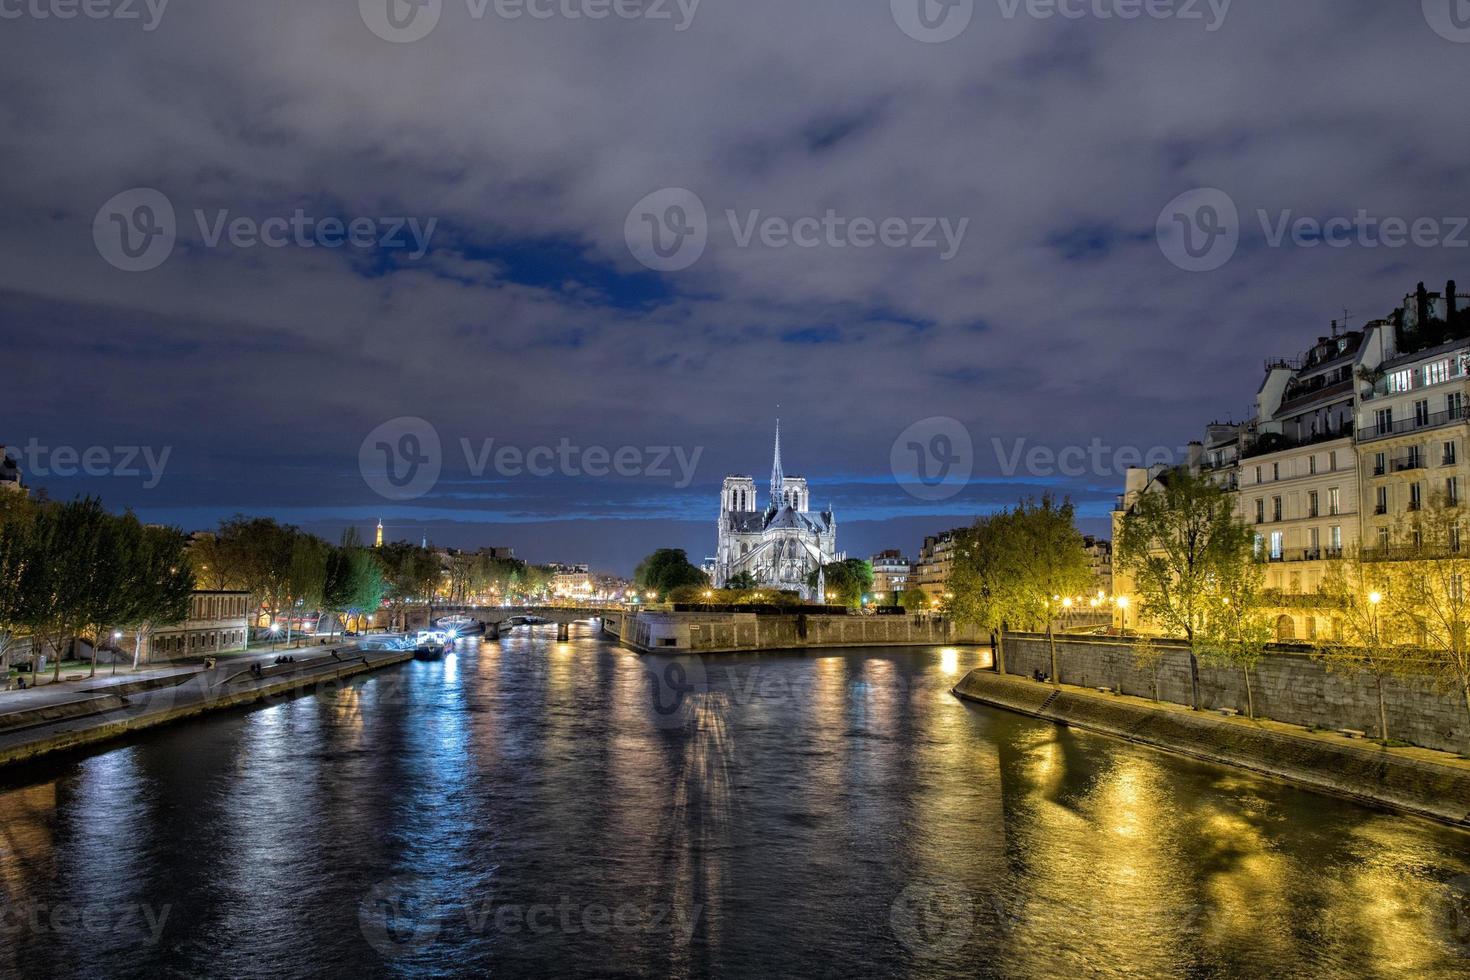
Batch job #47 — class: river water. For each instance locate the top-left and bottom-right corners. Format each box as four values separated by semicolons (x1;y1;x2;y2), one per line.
1;626;1468;978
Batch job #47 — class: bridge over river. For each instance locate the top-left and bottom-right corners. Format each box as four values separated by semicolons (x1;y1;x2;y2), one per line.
411;605;619;641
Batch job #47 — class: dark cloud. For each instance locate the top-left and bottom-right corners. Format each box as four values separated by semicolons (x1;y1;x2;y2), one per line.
3;1;1468;572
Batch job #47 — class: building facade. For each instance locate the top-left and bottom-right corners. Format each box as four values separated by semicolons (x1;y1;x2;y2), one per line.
869;550;913;602
122;590;252;664
1118;278;1470;643
712;422;841;597
915;530;963;605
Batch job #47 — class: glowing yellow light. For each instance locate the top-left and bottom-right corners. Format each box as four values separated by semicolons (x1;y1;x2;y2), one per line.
940;648;959;675
1117;596;1130;609
1062;597;1073;609
1368;591;1382;605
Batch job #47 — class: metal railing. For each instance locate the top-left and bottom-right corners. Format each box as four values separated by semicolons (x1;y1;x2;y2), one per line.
1358;406;1467;442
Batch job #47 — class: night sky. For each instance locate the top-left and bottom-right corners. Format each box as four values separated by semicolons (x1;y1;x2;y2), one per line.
4;1;1469;574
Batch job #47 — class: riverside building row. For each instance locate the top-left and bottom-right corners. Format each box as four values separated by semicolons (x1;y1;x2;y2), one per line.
1116;279;1470;642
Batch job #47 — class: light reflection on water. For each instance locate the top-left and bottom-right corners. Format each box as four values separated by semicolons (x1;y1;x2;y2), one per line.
0;625;1467;978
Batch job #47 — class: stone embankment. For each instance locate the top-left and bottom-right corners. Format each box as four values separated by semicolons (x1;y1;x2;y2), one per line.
602;609;987;653
0;645;411;767
953;669;1470;828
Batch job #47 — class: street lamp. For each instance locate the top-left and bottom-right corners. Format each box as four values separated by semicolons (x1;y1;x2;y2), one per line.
1117;595;1130;632
269;623;281;652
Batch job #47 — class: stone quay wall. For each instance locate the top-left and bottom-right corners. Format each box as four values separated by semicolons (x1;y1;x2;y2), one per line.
952;670;1470;827
603;610;986;654
1000;633;1469;755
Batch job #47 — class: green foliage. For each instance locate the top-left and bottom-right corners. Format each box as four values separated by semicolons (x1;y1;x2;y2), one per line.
898;587;929;612
1115;469;1258;646
807;558;873;607
727;571;758;590
633;549;708;599
947;494;1094;632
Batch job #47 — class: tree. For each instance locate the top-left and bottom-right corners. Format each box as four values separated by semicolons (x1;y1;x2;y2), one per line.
727;570;758;591
284;532;329;640
26;498;109;681
1317;548;1412;743
214;516;296;647
898;587;929;612
375;542;440;630
806;558;873;608
1132;635;1164;702
1116;469;1256;709
0;493;38;689
121;524;194;668
82;510;143;677
326;531;386;637
948;495;1093;678
633;549;708;600
1377;499;1470;752
1198;553;1271;718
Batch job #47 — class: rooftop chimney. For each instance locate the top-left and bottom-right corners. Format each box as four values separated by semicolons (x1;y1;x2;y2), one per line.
1417;281;1430;326
1449;280;1459;321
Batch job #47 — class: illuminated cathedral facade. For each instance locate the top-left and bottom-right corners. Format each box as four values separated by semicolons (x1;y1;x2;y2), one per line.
711;422;841;597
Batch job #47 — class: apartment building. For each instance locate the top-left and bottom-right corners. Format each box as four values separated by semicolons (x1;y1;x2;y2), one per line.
915;530;963;604
869;550;913;601
1119;279;1470;644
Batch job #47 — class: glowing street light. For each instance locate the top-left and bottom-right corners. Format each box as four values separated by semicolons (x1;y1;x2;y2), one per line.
269;623;281;652
1368;591;1382;605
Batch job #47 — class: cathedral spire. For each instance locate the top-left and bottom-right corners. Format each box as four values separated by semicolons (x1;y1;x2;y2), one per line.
770;418;785;509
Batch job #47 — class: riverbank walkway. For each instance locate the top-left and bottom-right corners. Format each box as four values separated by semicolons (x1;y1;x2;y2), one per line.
0;640;413;767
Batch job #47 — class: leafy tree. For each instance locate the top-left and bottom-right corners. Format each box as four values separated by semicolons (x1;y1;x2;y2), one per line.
898;587;929;612
0;493;38;689
1316;548;1412;743
1377;499;1470;751
1116;469;1256;709
284;532;329;640
1132;635;1164;702
375;542;441;630
26;498;109;681
214;516;295;645
121;524;194;668
633;549;708;600
806;558;873;608
1198;554;1271;718
948;495;1093;678
727;571;758;590
82;510;143;677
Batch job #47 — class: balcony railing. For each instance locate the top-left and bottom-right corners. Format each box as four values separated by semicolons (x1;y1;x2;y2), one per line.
1392;455;1426;472
1358;406;1468;443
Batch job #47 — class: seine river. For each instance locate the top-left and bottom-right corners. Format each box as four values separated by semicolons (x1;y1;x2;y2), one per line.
1;626;1468;978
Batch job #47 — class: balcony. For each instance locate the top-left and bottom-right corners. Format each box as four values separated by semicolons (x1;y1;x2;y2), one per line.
1358;405;1467;443
1392;455;1426;472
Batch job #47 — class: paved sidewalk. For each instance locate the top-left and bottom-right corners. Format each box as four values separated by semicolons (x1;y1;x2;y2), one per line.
0;638;354;718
